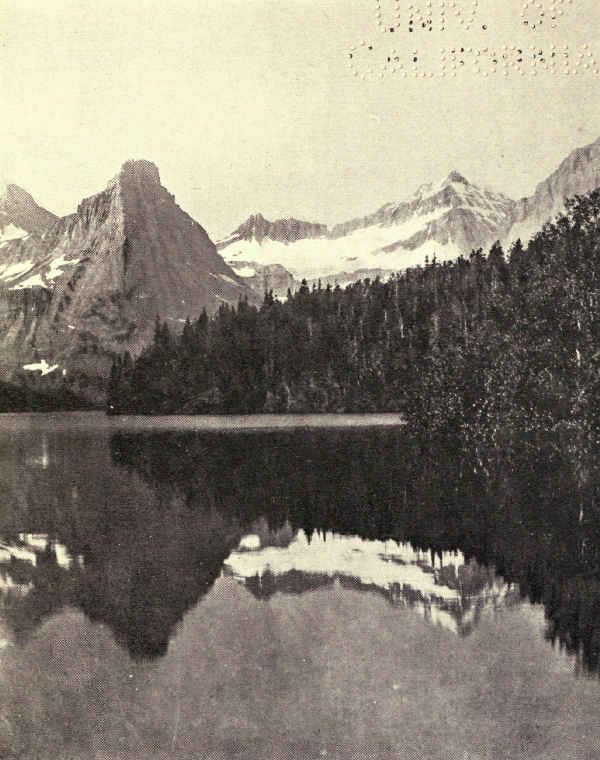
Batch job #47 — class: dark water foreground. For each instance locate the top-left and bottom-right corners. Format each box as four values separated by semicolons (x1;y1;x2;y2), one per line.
0;412;599;759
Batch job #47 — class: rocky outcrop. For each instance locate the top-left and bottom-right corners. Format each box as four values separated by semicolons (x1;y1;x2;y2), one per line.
228;260;297;298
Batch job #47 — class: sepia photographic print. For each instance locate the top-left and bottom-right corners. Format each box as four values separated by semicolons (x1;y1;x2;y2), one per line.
1;0;600;758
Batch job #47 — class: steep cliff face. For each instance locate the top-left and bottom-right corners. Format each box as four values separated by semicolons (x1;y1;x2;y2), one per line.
506;137;600;246
0;160;257;401
114;160;255;332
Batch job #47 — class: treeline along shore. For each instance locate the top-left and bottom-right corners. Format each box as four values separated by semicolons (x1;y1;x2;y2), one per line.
109;189;600;442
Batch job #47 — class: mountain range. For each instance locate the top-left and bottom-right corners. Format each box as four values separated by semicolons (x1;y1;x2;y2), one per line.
219;136;600;295
1;136;600;404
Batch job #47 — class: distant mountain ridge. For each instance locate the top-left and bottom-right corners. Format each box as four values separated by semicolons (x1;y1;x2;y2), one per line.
219;137;600;291
218;171;516;291
224;212;328;245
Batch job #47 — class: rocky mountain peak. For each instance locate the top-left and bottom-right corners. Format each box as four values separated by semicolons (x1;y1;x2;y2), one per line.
411;171;473;203
223;169;517;285
443;170;470;186
229;213;327;245
232;213;270;241
0;183;58;239
105;160;162;196
119;159;161;186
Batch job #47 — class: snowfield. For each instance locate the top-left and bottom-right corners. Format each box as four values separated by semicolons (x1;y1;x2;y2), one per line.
0;223;28;243
222;207;459;280
1;254;80;290
232;265;257;278
45;254;79;283
0;260;34;282
11;273;47;290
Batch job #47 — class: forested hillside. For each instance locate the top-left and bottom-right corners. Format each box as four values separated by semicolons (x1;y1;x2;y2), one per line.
108;190;600;457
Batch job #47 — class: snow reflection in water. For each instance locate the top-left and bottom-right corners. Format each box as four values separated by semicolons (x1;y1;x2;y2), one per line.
0;533;84;598
225;527;517;636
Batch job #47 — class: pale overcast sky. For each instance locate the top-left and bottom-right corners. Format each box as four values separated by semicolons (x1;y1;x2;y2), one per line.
1;0;599;238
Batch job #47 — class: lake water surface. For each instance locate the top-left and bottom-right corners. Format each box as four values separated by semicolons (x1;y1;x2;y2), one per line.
0;412;599;759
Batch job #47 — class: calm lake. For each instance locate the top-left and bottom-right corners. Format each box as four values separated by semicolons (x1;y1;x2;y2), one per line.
0;411;599;760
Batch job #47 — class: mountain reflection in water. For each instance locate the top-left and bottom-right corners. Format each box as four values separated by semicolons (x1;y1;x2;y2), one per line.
0;423;598;673
1;416;600;759
226;526;516;637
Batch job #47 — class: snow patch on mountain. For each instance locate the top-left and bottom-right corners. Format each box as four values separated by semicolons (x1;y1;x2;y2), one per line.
0;223;28;242
0;252;80;290
22;359;59;375
234;265;257;278
45;254;80;283
10;273;47;290
0;260;34;282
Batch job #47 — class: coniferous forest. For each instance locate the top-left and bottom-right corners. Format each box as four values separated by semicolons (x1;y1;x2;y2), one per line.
108;190;600;468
